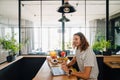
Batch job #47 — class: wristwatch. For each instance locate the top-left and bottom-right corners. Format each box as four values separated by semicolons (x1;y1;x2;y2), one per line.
68;69;72;76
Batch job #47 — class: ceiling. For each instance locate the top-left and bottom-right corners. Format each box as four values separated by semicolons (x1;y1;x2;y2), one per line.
0;0;120;26
21;0;120;26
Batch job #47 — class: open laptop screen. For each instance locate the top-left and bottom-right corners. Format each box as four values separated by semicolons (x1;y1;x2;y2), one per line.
47;60;66;76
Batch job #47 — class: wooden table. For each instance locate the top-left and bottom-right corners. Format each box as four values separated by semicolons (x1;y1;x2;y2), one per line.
104;56;120;68
33;60;77;80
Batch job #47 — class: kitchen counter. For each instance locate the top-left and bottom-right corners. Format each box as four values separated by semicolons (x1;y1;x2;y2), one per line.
104;56;120;68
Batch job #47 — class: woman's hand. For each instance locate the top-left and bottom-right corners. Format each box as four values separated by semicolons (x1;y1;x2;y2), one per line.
72;41;77;49
61;61;69;73
72;42;75;49
61;60;67;65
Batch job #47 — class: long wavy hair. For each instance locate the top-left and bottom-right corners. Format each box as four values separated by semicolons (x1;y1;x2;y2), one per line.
74;32;89;52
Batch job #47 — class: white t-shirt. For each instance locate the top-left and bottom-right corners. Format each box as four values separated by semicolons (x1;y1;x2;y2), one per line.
75;47;99;80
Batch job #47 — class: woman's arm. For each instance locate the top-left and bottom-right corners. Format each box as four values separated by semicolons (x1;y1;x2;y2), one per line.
67;57;76;67
71;66;92;80
62;63;92;80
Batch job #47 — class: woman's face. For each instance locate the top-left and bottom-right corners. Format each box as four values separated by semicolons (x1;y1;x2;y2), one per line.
73;35;81;47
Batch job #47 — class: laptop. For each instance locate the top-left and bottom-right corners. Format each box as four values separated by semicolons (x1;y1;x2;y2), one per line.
51;67;66;76
47;60;66;76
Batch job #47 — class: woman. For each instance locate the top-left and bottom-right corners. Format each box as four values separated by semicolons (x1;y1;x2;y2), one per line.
62;32;99;80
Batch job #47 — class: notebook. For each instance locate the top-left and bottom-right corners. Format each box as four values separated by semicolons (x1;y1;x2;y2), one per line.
47;60;66;76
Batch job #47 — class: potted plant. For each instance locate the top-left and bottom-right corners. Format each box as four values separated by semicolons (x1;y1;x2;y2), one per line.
0;33;22;62
92;38;111;55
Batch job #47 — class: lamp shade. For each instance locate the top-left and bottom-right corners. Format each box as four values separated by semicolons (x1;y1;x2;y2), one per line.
58;15;70;22
57;2;76;13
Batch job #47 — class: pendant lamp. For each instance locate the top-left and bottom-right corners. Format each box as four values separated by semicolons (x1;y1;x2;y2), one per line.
58;15;70;22
57;0;76;13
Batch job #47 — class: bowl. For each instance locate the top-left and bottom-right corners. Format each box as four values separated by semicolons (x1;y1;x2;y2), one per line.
51;59;58;65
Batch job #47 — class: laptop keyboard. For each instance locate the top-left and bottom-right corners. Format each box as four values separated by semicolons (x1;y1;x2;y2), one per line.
51;67;65;76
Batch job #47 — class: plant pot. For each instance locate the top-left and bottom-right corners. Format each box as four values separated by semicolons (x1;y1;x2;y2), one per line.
103;50;111;56
6;55;15;62
93;50;102;55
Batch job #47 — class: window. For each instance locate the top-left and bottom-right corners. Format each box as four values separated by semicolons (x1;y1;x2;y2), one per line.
20;0;107;55
0;0;18;63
